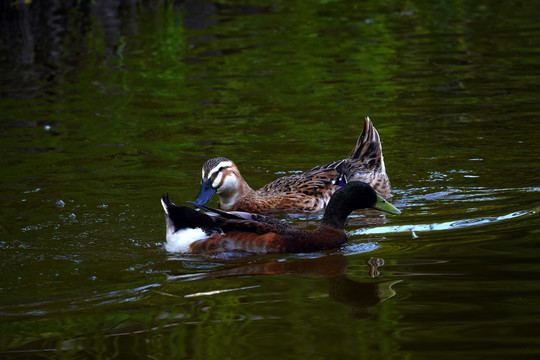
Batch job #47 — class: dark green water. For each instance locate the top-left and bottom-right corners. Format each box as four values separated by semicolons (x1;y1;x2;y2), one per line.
1;0;540;358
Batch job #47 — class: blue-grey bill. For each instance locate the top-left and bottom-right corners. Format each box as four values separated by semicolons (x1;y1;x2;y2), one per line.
193;179;217;205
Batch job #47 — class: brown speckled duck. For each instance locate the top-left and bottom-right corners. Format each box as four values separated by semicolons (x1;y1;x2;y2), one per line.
162;181;400;254
194;117;391;213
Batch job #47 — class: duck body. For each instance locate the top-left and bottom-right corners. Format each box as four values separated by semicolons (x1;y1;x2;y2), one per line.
194;117;391;213
162;181;400;254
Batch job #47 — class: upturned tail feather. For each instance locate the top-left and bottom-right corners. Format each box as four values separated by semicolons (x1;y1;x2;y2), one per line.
161;194;220;234
348;117;383;167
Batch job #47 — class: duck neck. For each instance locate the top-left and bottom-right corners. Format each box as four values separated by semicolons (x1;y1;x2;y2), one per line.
218;173;254;210
321;201;354;229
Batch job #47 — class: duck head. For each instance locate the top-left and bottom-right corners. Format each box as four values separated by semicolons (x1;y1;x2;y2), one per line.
322;181;400;230
193;157;252;208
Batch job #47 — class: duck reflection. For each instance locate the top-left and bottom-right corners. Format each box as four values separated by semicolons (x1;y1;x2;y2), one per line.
168;254;401;319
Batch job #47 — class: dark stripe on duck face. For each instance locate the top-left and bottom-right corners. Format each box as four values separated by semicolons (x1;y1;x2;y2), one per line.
195;158;235;205
211;165;241;196
209;163;233;184
202;158;233;182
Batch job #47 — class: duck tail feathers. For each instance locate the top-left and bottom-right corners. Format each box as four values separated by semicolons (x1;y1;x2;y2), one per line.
161;195;220;235
348;116;385;171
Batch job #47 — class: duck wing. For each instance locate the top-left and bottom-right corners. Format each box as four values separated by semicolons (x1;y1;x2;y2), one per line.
243;166;343;212
264;162;346;192
302;159;348;185
188;201;296;235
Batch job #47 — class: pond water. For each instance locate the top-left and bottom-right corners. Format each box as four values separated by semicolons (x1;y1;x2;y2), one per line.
1;0;540;358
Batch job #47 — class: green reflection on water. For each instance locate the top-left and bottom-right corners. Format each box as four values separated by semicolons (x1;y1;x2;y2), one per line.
2;0;540;358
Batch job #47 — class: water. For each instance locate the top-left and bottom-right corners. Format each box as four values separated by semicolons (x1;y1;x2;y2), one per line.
1;1;540;358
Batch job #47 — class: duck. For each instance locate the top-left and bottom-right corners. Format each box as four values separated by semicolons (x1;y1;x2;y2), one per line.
193;116;391;213
161;181;400;254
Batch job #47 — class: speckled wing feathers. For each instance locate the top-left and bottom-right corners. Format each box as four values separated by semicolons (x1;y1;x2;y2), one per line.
250;169;340;212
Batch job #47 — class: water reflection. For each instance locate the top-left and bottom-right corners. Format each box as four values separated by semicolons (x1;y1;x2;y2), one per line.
168;254;401;319
0;0;276;97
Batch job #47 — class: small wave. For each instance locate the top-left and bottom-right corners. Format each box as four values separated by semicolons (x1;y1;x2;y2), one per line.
342;242;380;255
349;208;539;236
184;285;260;298
0;283;161;317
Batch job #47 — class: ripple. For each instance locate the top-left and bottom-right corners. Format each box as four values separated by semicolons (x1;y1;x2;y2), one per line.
349;208;539;236
184;285;260;298
0;283;161;317
342;241;380;255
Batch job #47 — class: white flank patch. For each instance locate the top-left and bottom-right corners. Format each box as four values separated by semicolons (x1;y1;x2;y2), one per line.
165;228;208;253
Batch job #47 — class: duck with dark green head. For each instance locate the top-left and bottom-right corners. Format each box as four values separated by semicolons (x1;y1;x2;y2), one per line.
161;181;400;254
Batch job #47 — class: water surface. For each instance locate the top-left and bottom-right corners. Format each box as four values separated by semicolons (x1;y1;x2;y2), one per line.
1;1;540;358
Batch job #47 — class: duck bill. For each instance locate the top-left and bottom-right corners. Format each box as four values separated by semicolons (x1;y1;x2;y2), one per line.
193;179;217;205
374;194;401;215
